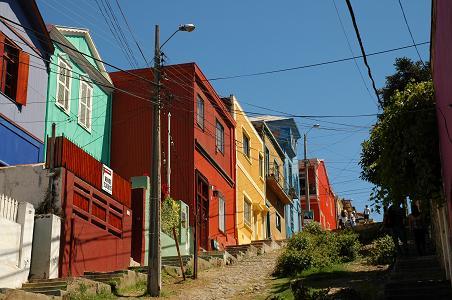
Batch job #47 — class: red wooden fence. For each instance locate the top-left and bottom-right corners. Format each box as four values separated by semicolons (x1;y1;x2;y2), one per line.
47;136;131;207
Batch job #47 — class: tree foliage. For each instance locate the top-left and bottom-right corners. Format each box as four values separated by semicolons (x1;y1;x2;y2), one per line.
161;196;180;237
378;57;431;108
360;80;441;211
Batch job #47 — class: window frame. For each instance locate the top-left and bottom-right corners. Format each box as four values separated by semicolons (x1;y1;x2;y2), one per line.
77;76;93;132
276;212;282;232
218;195;225;233
274;159;280;181
242;131;250;159
196;95;204;129
0;40;20;100
258;152;264;179
215;119;225;154
243;196;252;228
55;55;72;114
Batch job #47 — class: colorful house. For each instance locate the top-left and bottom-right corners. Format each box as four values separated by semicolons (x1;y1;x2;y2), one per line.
45;25;113;164
225;96;266;244
430;0;452;282
251;119;292;240
0;0;54;166
110;63;237;251
251;116;301;237
299;158;337;230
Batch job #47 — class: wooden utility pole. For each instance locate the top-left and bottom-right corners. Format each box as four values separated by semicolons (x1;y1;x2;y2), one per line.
303;133;310;225
148;24;162;297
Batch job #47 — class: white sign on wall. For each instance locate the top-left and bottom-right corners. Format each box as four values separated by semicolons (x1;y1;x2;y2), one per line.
102;165;113;195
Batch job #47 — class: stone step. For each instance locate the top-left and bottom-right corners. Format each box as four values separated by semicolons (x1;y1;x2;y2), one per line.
84;270;127;276
22;281;67;288
20;289;65;297
385;279;450;291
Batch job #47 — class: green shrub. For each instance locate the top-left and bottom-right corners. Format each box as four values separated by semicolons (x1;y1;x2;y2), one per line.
275;225;362;276
367;235;396;265
335;232;361;262
161;197;180;237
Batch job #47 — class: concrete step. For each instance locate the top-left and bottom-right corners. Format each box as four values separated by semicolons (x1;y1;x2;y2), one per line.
20;289;65;297
22;281;67;289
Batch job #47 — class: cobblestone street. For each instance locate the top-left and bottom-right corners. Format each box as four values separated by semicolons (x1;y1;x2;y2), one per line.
167;250;281;300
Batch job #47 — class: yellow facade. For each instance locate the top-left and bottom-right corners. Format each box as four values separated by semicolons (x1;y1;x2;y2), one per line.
251;119;290;241
232;98;267;244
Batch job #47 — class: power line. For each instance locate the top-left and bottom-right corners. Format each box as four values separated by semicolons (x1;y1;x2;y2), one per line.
114;0;149;66
206;41;429;81
332;0;377;107
397;0;426;67
344;0;381;103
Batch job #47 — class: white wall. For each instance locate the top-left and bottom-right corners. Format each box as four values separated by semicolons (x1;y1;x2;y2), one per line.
0;199;35;288
30;214;61;280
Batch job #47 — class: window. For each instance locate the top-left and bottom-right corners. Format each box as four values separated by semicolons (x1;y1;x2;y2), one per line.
219;196;225;232
244;197;251;227
78;79;93;131
274;160;280;181
288;163;293;188
196;95;204;129
276;213;281;231
56;56;72;113
265;147;270;176
215;120;224;153
0;33;29;105
243;132;250;158
259;153;264;178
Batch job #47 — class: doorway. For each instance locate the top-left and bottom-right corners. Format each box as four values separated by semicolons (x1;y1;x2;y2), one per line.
196;172;209;250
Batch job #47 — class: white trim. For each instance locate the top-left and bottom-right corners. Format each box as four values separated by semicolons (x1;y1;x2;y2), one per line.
55;26;112;83
55;55;72;115
77;77;93;133
233;98;263;144
237;160;266;199
243;195;252;228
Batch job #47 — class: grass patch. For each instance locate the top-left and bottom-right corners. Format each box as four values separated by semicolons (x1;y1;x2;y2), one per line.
69;289;116;300
116;279;147;296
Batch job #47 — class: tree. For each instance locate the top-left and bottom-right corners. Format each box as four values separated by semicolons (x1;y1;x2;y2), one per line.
378;57;431;108
360;80;441;212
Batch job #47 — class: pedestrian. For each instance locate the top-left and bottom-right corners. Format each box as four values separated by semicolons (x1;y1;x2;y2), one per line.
408;203;426;256
340;209;348;229
363;205;371;224
350;209;356;227
385;201;408;256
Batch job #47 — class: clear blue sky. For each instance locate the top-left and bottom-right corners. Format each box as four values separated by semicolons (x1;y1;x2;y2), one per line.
37;0;432;220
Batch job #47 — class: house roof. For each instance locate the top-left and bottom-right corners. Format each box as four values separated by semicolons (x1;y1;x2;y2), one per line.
15;0;54;55
249;115;301;139
48;25;113;91
251;120;285;159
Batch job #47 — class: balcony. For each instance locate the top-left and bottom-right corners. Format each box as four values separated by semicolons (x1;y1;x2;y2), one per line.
266;168;292;205
300;184;317;196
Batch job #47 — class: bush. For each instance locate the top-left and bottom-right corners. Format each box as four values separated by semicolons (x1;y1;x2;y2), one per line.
367;235;396;265
335;232;361;262
161;197;180;237
274;225;361;276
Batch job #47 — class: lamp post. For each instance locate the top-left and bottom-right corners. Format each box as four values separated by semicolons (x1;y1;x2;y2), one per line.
148;23;195;297
302;124;320;226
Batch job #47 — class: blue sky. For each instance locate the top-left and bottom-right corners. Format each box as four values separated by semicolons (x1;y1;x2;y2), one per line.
36;0;431;220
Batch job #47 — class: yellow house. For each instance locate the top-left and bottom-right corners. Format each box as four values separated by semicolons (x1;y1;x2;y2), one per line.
226;96;267;244
251;119;292;241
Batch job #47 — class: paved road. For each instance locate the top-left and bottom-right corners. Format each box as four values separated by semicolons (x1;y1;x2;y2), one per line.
168;250;281;300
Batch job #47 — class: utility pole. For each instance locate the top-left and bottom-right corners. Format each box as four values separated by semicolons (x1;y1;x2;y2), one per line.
167;112;171;195
303;133;310;224
148;24;162;297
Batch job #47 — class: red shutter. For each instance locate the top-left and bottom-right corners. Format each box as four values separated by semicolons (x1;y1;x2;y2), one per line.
0;32;5;91
15;51;29;106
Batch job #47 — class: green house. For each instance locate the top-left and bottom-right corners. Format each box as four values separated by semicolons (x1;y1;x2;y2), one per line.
45;25;113;164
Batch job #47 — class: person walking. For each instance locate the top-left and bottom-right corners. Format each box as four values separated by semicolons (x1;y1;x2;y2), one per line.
363;205;371;224
408;203;426;256
350;208;356;227
385;201;408;255
340;210;348;229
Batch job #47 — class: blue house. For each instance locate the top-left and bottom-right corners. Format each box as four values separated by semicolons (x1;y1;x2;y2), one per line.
251;116;302;237
0;0;54;166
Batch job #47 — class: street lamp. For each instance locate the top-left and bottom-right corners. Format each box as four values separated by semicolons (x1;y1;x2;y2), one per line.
148;24;195;297
302;124;320;226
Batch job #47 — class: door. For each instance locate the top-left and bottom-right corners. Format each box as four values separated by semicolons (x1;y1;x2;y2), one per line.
196;172;209;250
266;212;271;239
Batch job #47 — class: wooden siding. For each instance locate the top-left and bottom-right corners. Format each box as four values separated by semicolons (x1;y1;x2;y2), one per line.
46;136;131;207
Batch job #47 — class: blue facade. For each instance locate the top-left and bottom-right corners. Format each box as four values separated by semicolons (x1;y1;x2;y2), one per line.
0;116;43;166
262;118;302;238
0;0;53;166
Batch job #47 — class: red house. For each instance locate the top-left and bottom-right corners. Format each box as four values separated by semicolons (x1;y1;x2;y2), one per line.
431;0;452;282
110;63;237;251
299;158;337;230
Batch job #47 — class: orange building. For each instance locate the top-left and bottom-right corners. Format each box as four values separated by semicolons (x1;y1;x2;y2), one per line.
299;158;337;230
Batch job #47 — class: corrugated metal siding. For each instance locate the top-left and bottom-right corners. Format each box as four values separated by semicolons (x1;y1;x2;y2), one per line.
47;136;131;207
